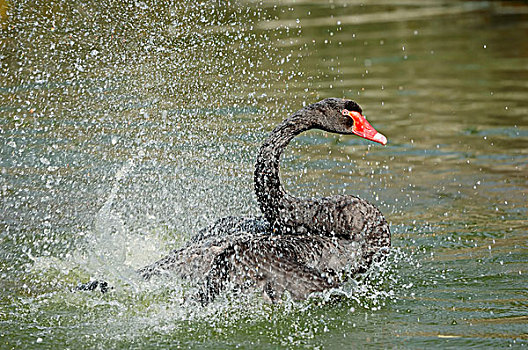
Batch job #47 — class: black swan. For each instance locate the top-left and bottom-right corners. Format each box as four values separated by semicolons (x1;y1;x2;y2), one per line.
80;98;391;303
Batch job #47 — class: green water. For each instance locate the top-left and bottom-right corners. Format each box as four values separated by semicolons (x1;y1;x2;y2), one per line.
1;0;527;348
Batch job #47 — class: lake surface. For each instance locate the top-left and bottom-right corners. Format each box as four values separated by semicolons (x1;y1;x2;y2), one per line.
1;0;527;348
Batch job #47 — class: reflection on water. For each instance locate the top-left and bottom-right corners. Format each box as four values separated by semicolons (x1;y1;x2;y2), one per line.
1;0;527;348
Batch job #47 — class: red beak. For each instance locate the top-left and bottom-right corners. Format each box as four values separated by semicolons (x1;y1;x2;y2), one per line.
344;110;387;145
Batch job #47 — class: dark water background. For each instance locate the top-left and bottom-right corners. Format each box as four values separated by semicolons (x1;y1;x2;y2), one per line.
1;0;527;348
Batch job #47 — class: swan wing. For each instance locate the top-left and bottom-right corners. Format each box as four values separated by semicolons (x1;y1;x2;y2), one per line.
190;216;269;244
200;235;342;303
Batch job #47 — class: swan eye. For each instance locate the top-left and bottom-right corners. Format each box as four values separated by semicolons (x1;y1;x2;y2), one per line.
341;109;355;128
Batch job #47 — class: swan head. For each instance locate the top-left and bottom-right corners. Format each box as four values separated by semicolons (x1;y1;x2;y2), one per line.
312;98;387;145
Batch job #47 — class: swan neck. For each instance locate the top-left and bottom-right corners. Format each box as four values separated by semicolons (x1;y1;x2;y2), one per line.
254;113;313;229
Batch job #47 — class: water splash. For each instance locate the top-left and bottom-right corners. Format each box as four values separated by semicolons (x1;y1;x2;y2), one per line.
87;159;136;285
